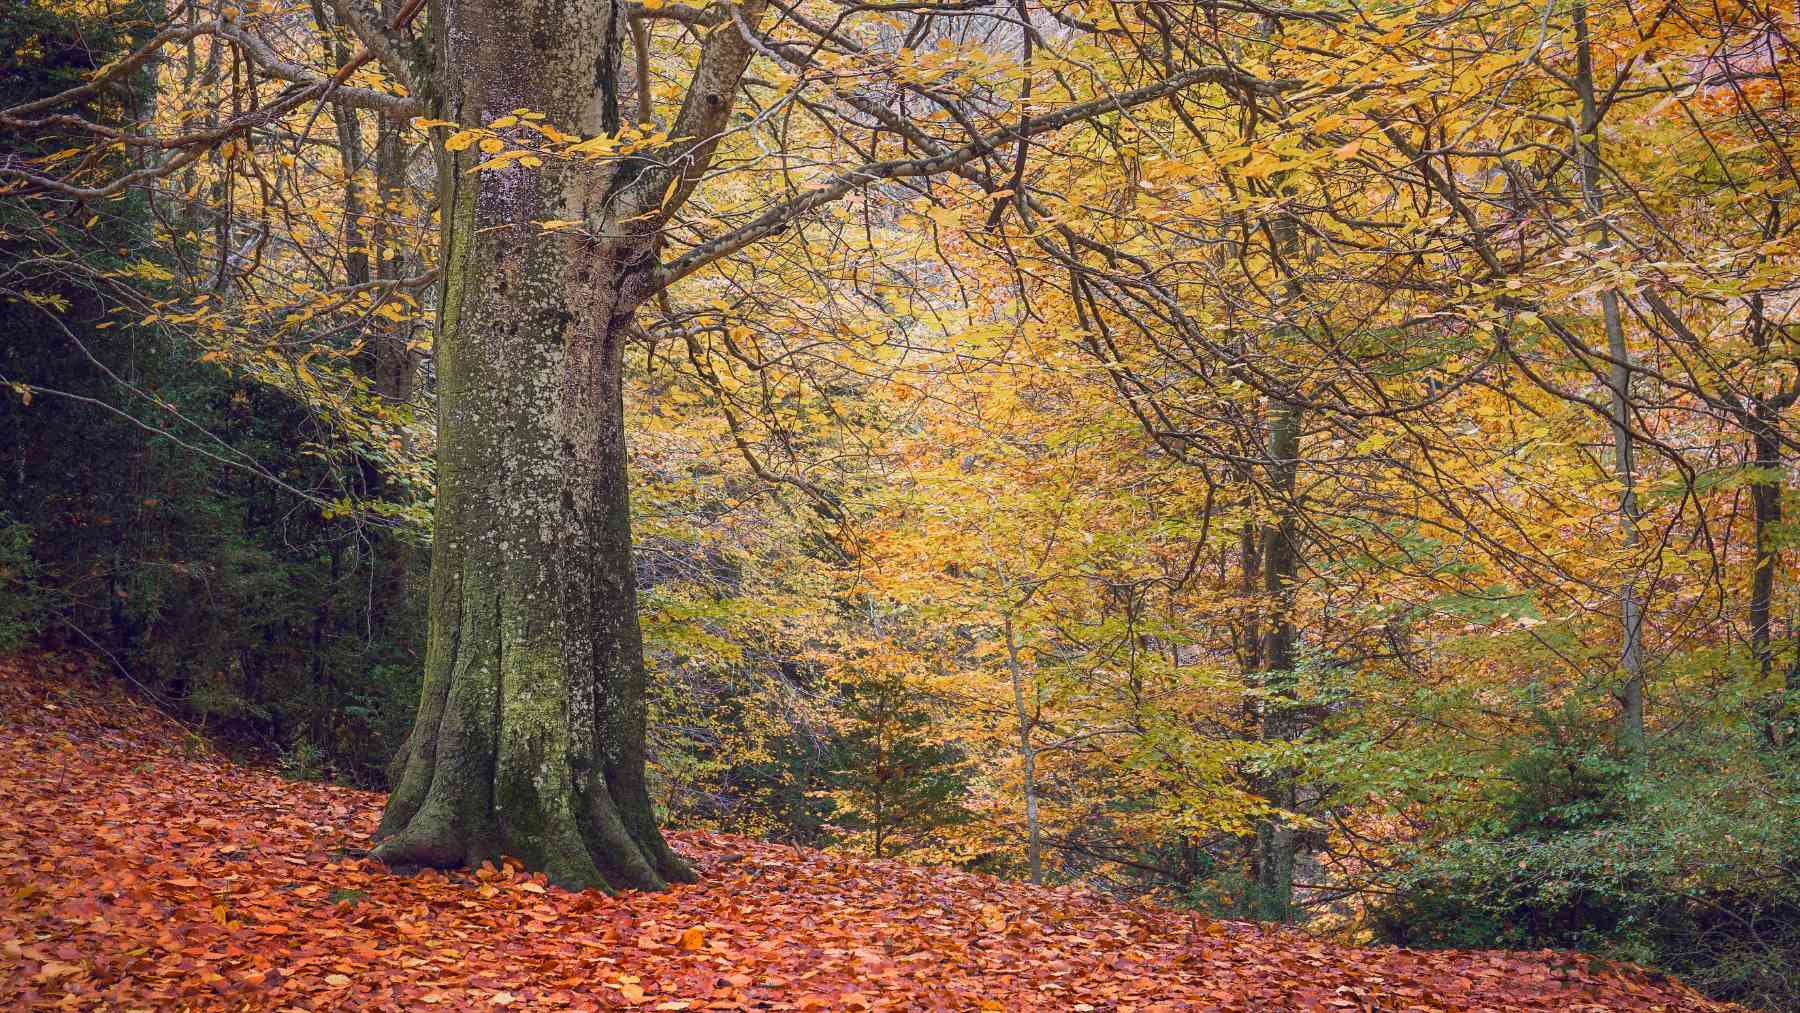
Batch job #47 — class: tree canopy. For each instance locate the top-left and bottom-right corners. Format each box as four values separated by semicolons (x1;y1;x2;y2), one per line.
3;0;1799;1004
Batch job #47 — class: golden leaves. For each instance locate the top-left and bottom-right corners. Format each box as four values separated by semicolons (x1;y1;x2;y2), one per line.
434;114;666;174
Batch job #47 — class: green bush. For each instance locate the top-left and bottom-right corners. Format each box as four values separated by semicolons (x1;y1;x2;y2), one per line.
0;516;39;651
1371;723;1800;1011
280;736;328;782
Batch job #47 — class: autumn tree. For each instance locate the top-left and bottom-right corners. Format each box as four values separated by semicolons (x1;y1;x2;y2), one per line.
15;8;1795;1005
367;0;1287;890
1;0;1303;887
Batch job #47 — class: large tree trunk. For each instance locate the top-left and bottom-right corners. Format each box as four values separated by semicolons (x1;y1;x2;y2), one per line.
372;0;691;892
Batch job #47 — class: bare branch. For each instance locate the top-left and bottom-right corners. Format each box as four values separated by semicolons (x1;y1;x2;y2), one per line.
656;62;1296;286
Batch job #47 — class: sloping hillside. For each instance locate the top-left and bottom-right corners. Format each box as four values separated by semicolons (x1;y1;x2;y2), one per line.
0;655;1743;1012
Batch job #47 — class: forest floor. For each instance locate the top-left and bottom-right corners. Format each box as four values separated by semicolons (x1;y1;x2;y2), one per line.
0;653;1748;1012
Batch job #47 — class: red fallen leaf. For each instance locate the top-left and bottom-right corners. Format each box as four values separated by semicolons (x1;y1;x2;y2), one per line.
0;655;1754;1013
34;961;82;983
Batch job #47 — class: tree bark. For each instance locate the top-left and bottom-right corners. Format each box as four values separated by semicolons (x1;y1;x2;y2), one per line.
1750;411;1781;680
1250;94;1304;918
1741;295;1791;687
1004;615;1042;885
372;0;691;892
1572;0;1645;750
1252;403;1300;922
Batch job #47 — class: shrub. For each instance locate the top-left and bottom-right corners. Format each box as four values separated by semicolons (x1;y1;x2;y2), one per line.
0;516;40;651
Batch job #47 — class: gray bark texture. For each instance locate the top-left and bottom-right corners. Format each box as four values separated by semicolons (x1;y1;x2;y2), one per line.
372;0;766;891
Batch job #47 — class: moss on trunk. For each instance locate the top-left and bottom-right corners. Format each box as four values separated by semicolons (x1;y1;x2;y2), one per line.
372;0;691;893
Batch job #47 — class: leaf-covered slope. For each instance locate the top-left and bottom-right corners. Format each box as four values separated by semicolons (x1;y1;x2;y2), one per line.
0;655;1743;1012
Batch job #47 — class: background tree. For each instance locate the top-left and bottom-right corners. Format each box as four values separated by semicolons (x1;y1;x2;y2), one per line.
0;0;430;783
4;0;1289;888
826;660;971;861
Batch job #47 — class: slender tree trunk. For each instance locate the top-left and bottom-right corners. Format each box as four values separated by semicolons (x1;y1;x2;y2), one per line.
1237;515;1262;678
1004;615;1042;885
373;0;691;892
873;705;888;860
1249;101;1304;918
371;113;417;402
1253;404;1300;922
1573;0;1645;749
366;113;420;655
1743;296;1789;685
313;1;420;666
1750;412;1781;679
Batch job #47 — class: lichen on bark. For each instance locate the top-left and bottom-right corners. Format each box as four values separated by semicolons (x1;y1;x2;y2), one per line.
371;0;693;893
